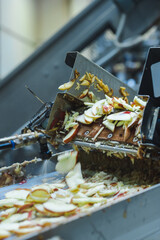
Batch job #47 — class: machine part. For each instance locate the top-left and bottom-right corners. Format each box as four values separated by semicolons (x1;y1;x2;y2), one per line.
138;48;160;147
0;150;160;240
1;0;160;137
0;132;52;160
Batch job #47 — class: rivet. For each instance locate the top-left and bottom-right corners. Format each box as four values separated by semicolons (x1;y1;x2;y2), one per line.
84;130;90;135
107;133;113;139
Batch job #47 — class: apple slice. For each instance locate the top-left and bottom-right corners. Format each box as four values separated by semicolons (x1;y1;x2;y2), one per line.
0;223;19;231
44;199;77;216
76;114;88;124
84;115;94;124
84;108;101;120
107;111;132;121
72;197;107;206
31;184;52;193
91;99;106;116
26;189;50;203
58;80;75;90
11;226;41;236
98;189;119;197
5;189;30;200
133;96;147;107
34;204;54;216
65;162;85;190
63;124;79;143
36;217;66;227
55;151;78;174
80;182;104;189
85;184;105;197
103;119;115;132
0;207;17;219
2;212;28;223
0;230;11;239
113;97;133;111
0;198;25;208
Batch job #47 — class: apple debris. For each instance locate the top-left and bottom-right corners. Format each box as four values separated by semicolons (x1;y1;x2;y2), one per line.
44;199;77;216
63;124;79;143
55;151;78;174
65;163;85;190
5;189;30;200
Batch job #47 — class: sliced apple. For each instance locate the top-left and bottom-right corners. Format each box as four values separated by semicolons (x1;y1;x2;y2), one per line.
76;114;88;124
31;184;52;193
107;111;132;121
65;162;85;190
98;189;118;197
2;212;28;223
133;96;147;107
36;217;66;227
84;108;101;120
0;198;25;208
103;119;115;132
0;223;19;231
58;80;75;91
79;89;89;99
49;182;66;190
84;115;94;124
80;182;104;189
85;184;105;197
17;203;34;213
102;104;113;114
44;199;77;215
26;189;50;203
91;99;106;116
55;151;78;174
0;207;17;219
72;197;107;206
113;97;133;111
34;204;53;216
63;124;79;143
0;229;11;239
11;226;41;236
5;189;30;200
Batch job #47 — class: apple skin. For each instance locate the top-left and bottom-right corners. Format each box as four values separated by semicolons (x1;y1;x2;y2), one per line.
63;124;79;144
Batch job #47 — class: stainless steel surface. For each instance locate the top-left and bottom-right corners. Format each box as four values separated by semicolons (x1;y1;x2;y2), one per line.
66;52;136;102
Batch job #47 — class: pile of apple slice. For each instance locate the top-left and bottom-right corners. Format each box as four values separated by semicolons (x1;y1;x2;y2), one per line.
0;150;148;239
62;95;147;143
